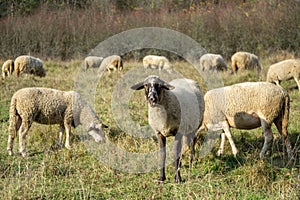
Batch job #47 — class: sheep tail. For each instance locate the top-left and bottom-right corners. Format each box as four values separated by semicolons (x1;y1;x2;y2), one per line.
8;96;19;138
282;91;293;158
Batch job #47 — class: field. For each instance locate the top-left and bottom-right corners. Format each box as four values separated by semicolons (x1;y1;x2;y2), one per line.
0;56;299;199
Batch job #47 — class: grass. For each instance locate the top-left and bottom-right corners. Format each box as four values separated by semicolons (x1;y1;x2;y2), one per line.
0;57;299;199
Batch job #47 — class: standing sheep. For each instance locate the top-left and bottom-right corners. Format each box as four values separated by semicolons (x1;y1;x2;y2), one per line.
266;59;300;92
143;55;173;73
201;82;293;159
14;55;46;77
231;51;262;73
131;75;204;183
199;53;227;71
7;87;107;157
2;59;14;79
83;56;104;70
99;55;123;73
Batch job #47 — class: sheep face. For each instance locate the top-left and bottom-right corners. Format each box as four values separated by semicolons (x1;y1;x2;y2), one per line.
131;76;175;107
87;123;107;143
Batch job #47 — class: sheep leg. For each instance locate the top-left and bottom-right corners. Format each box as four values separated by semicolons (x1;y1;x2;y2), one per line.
189;136;197;165
222;124;238;156
174;133;183;183
217;132;226;156
260;121;273;159
7;116;22;156
157;132;166;182
64;123;71;149
57;125;64;148
18;121;31;157
294;77;300;92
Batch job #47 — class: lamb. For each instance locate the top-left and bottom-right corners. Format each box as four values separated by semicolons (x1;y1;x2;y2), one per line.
199;53;227;71
83;56;104;70
14;55;46;77
143;55;173;73
2;59;14;79
7;87;107;157
266;59;300;92
131;75;204;183
98;55;123;73
200;82;293;159
231;51;262;73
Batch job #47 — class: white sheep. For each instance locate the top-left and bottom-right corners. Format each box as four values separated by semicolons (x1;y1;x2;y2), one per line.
14;55;46;77
98;55;123;73
7;87;107;157
231;51;262;73
200;82;293;159
83;56;104;70
131;75;204;183
2;59;14;79
199;53;227;71
266;59;300;92
143;55;173;73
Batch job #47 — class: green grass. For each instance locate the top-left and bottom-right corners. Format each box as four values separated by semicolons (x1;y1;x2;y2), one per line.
0;58;299;199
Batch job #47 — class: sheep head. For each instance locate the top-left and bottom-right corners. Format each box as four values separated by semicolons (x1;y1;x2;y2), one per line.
88;122;107;143
131;75;175;107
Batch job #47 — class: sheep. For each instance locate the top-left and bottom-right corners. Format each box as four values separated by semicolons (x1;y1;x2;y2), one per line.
98;55;123;73
231;51;262;73
83;56;104;70
200;82;293;159
199;53;227;71
266;59;300;92
2;59;14;79
131;75;204;183
7;87;107;157
14;55;46;77
142;55;173;73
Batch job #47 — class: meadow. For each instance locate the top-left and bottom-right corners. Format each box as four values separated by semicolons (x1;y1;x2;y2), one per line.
0;54;299;199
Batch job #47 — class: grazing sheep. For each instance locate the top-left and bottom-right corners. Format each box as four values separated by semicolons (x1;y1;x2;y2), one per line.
231;51;262;73
131;75;204;183
99;55;123;73
2;59;14;79
7;87;107;157
83;56;104;70
14;55;46;77
143;55;173;73
199;53;227;71
266;59;300;92
201;82;293;159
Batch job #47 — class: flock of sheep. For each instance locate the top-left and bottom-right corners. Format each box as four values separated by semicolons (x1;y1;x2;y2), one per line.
2;51;300;183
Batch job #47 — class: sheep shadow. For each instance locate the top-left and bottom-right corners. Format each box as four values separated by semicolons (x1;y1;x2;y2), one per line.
193;129;299;176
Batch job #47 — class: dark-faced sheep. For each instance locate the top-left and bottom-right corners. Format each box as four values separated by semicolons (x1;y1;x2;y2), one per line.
14;55;46;77
131;75;204;183
2;59;14;79
201;82;293;159
231;51;262;73
266;59;300;92
7;87;107;157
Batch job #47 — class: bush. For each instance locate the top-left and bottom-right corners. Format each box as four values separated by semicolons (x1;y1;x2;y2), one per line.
0;0;299;60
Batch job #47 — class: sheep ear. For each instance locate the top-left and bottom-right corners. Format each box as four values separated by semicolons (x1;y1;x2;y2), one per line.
162;82;175;90
131;82;145;90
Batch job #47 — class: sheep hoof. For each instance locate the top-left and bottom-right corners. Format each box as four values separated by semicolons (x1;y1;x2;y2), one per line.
65;144;71;150
20;151;27;157
217;149;223;156
8;150;13;156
